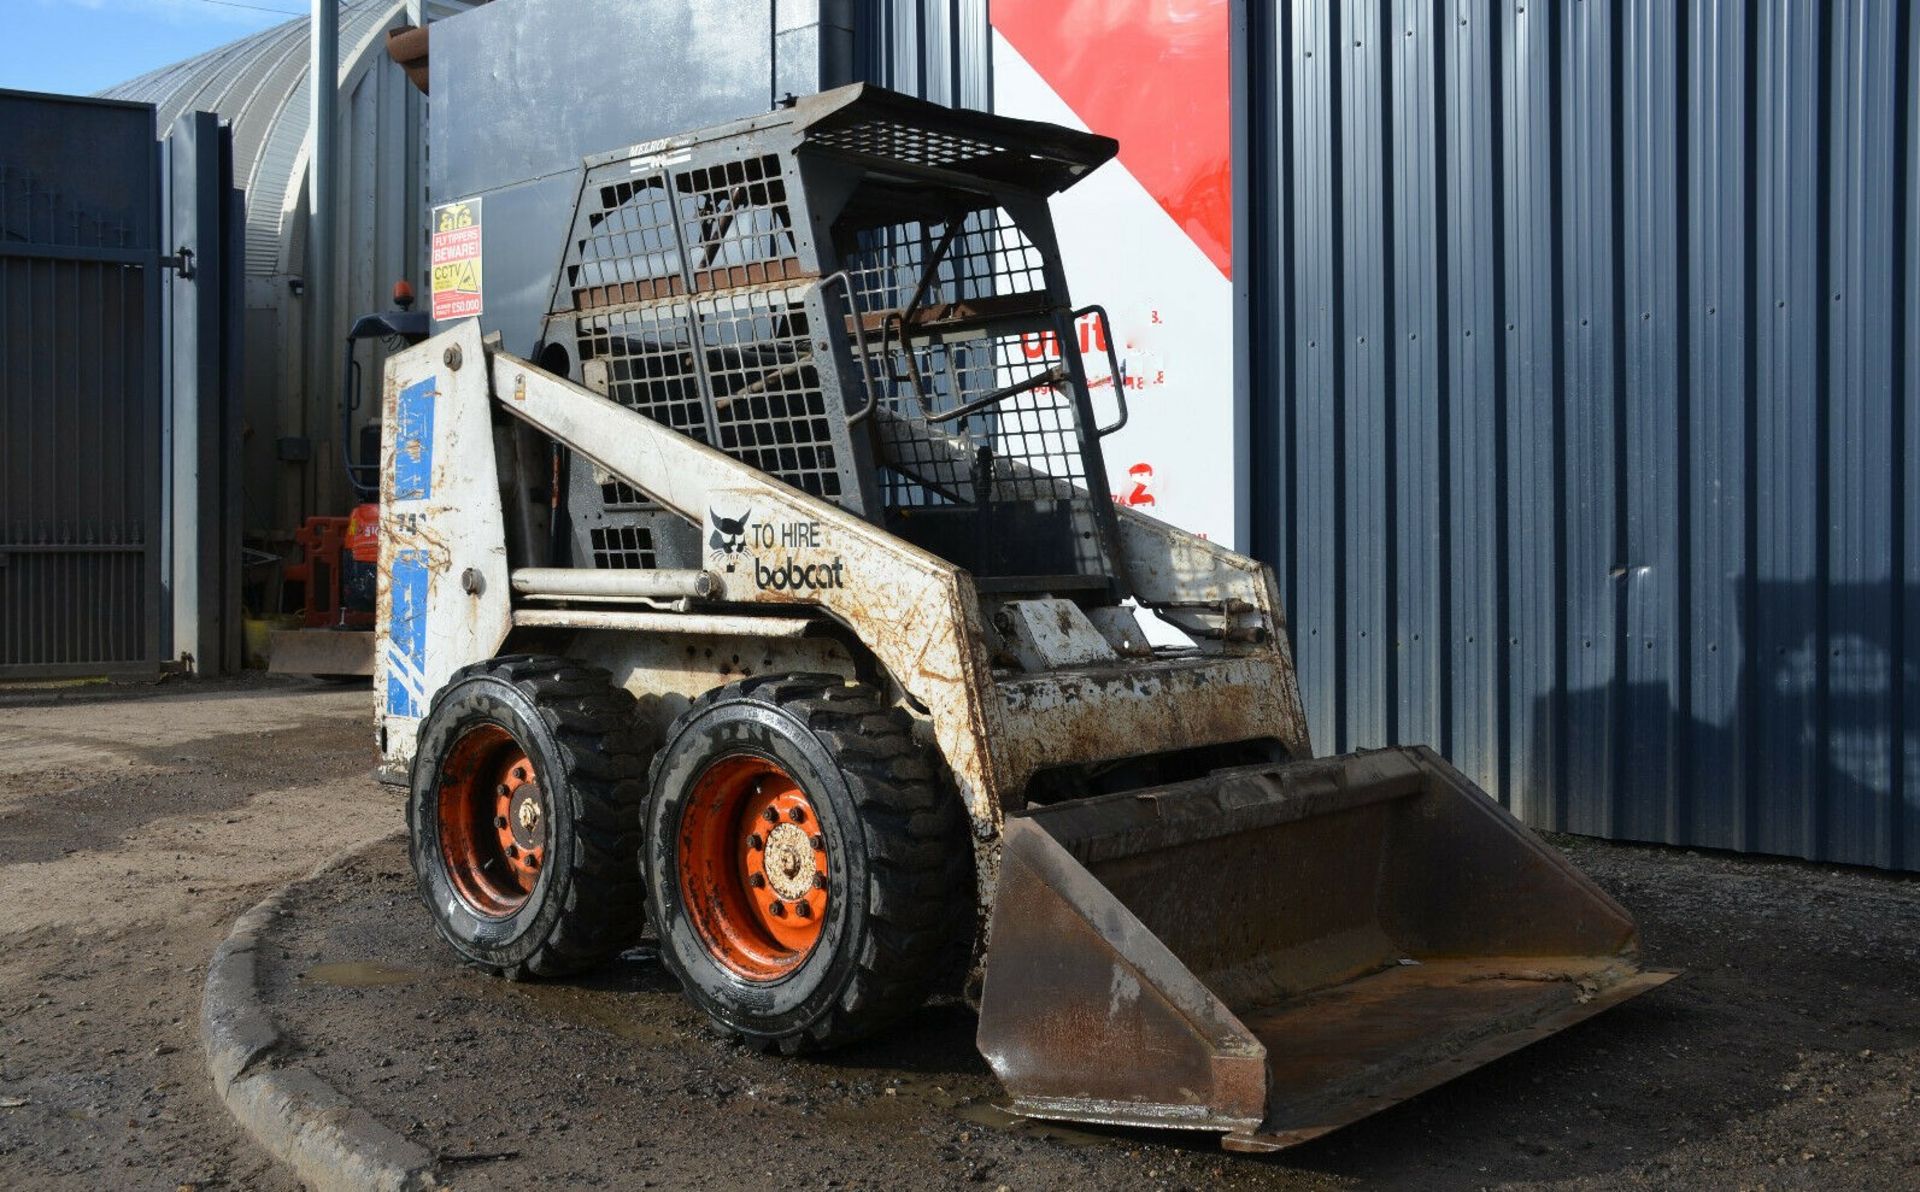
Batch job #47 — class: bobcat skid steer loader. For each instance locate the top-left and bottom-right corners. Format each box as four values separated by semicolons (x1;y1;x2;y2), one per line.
375;85;1672;1152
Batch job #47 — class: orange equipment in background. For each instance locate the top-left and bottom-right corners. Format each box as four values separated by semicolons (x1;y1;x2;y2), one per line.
286;503;380;629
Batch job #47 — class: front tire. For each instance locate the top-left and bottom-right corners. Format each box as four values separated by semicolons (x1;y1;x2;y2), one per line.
644;675;970;1054
409;655;648;979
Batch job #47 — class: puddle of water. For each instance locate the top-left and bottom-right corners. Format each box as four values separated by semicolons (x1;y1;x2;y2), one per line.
953;1099;1114;1148
511;984;680;1047
818;1077;966;1118
813;1082;1114;1148
304;961;420;988
567;1001;680;1047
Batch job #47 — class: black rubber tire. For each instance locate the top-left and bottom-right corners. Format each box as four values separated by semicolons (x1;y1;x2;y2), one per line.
409;654;649;979
644;674;971;1054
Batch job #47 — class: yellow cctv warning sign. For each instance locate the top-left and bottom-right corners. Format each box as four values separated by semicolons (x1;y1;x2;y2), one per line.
430;198;483;320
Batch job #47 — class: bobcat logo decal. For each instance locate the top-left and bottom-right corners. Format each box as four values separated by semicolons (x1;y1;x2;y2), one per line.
708;508;751;571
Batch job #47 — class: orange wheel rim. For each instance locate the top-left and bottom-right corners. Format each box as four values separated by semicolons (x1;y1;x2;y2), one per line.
438;724;546;918
679;755;829;981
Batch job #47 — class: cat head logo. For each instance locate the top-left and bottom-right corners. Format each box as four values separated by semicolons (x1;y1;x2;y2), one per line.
709;508;751;570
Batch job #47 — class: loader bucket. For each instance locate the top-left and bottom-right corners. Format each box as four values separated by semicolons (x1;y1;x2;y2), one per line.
976;746;1674;1152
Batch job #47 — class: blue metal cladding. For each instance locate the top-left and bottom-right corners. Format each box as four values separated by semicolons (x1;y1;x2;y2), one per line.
1238;0;1919;870
854;0;992;110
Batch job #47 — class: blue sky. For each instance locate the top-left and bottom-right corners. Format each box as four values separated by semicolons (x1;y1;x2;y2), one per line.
2;0;305;97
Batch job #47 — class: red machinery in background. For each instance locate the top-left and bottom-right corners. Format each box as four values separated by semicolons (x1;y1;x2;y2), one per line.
268;283;427;677
285;504;380;630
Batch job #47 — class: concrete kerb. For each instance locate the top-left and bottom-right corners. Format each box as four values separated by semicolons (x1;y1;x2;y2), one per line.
201;830;438;1192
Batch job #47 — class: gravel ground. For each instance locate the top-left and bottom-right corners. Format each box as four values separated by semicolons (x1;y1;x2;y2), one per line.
268;829;1919;1189
0;675;395;1191
1;675;1915;1190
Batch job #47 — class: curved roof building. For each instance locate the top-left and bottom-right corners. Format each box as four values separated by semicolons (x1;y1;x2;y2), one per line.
91;0;973;537
100;2;472;532
102;1;446;279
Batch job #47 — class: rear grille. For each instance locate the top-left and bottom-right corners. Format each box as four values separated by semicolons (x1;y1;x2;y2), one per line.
589;524;656;569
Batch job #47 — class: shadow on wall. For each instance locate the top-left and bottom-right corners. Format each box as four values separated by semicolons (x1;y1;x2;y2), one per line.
1525;582;1918;872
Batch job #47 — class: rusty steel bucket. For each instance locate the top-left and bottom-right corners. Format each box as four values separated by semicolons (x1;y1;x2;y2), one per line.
976;746;1675;1152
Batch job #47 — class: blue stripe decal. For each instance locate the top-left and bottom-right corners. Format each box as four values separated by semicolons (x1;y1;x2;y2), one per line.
385;548;430;717
393;376;436;501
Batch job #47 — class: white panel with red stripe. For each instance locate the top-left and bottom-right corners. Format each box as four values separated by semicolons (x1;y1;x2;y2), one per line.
992;0;1237;551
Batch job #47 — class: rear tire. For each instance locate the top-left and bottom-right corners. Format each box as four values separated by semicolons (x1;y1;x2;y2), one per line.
409;655;649;979
644;674;970;1053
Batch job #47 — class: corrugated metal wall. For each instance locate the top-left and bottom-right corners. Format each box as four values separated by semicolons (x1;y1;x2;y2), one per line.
854;0;992;110
1239;0;1918;870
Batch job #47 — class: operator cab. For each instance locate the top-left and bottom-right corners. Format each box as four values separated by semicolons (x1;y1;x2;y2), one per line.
537;85;1129;603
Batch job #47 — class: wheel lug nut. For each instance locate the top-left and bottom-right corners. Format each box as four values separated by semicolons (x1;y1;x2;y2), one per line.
513;766;528;781
761;806;780;824
496;783;510;796
809;834;825;850
794;901;813;919
507;843;519;858
812;872;829;890
747;833;764;851
769;901;787;917
788;806;806;824
526;853;540;870
748;872;766;889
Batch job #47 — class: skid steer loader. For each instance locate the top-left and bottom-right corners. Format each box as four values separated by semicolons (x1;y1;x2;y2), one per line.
377;85;1671;1152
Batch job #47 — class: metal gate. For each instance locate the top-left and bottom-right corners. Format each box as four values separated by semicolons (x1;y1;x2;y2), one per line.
0;92;164;678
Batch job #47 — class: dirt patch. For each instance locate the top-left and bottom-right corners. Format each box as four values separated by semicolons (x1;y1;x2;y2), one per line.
0;674;393;1190
2;675;1915;1189
263;835;1918;1190
4;721;376;864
